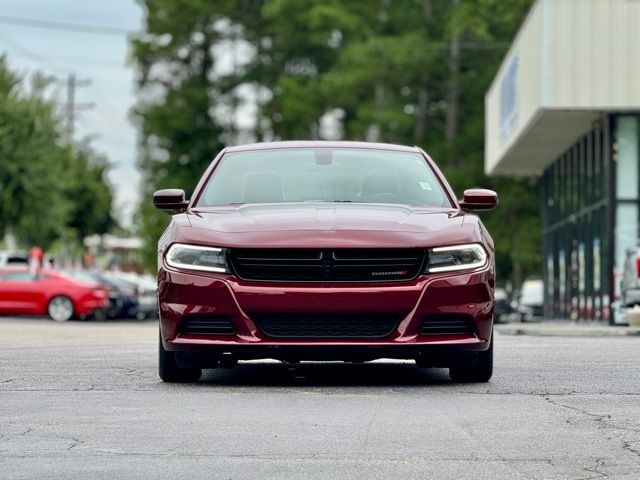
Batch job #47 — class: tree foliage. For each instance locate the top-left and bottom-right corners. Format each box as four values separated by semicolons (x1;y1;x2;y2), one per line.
133;0;539;285
0;58;114;249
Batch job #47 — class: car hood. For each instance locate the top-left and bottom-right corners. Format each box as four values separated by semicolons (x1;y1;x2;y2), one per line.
176;203;480;248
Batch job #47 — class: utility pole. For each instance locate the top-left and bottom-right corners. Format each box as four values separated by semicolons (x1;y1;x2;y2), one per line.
64;73;94;141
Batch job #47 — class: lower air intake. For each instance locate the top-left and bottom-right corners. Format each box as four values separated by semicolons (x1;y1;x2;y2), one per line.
419;314;476;336
252;312;401;338
179;315;235;335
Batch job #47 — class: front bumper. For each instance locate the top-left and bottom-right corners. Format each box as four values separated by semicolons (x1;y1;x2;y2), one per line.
158;265;494;361
76;295;109;316
623;288;640;307
135;294;159;315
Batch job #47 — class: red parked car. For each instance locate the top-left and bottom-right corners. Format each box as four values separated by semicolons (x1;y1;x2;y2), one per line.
0;267;108;321
154;141;497;383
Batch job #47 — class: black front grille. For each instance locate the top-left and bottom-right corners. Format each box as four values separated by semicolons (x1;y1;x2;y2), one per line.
252;312;401;338
179;315;235;335
229;248;425;282
419;315;475;335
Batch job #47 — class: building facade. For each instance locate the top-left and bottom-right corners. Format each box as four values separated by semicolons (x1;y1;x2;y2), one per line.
484;0;640;323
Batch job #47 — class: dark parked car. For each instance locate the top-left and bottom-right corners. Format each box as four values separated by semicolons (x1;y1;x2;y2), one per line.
102;272;158;319
494;288;514;323
154;141;497;383
63;270;138;319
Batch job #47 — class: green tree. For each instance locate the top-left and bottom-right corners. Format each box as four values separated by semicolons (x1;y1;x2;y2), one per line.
133;0;539;284
63;147;114;241
0;62;69;247
132;0;242;267
0;58;114;249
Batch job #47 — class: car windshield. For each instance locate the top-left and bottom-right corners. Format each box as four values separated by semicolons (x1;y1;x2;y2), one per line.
102;274;137;290
63;271;98;284
197;148;452;208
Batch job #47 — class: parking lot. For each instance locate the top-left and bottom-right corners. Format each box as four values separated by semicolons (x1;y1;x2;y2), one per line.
1;316;639;479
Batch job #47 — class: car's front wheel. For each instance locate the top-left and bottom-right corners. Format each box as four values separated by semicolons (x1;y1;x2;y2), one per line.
158;331;202;382
449;332;493;383
47;296;74;322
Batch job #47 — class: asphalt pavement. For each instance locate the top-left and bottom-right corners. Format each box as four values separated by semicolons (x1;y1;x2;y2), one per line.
1;316;639;479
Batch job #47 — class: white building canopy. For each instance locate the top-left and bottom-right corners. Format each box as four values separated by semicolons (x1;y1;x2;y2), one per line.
485;0;640;176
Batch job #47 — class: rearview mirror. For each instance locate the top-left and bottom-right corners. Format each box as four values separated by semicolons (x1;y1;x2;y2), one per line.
459;189;497;212
153;189;189;212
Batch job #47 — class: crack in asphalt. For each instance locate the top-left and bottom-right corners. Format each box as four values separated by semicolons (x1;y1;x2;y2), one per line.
544;395;640;468
0;419;620;474
622;440;640;457
2;329;640;479
577;457;608;480
0;447;626;480
0;450;577;462
2;387;640;396
2;423;84;452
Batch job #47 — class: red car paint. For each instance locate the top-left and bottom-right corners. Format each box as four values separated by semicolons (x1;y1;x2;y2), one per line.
0;267;108;318
156;141;496;369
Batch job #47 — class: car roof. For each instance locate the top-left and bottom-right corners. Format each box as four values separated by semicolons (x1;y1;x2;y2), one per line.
0;266;58;275
0;266;30;272
224;140;420;154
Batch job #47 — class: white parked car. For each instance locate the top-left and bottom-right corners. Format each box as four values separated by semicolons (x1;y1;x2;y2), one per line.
515;278;544;322
0;251;28;268
621;247;640;307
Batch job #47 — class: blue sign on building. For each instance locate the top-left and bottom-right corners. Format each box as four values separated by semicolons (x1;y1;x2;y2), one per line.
500;53;518;142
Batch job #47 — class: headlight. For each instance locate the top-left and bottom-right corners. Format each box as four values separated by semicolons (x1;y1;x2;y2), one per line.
425;243;487;273
165;244;229;273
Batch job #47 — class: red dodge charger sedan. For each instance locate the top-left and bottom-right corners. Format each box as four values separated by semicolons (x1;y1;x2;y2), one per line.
154;141;497;383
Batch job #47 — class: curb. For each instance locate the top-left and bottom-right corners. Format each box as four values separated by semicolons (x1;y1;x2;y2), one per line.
495;323;640;338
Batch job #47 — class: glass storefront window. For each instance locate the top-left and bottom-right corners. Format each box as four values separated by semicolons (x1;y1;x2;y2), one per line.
616;117;639;199
614;116;640;304
542;115;639;322
542;124;609;321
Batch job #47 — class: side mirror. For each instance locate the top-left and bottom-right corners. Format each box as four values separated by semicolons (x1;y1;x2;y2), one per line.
459;189;497;212
153;189;189;212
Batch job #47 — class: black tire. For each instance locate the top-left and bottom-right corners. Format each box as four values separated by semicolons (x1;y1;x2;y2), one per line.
415;357;431;368
107;298;122;318
219;356;238;369
449;332;493;383
158;332;201;383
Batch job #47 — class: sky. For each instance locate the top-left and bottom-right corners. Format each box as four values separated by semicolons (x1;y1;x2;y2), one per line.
0;0;145;228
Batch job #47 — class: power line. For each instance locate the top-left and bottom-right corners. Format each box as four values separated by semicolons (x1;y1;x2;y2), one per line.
45;53;125;68
0;32;71;74
0;14;135;36
0;35;95;141
0;33;132;144
0;13;512;52
0;32;127;68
